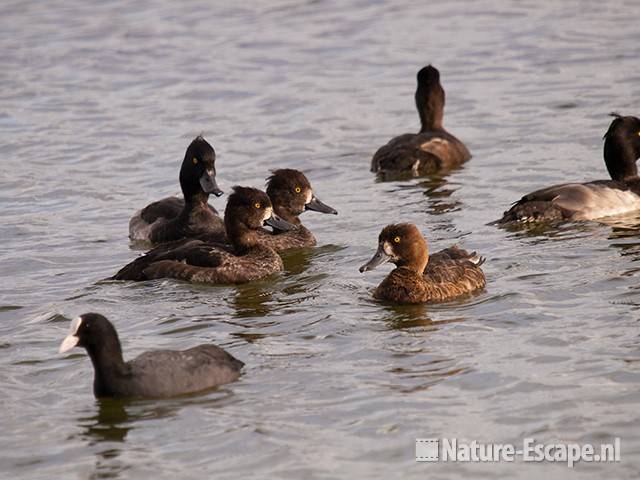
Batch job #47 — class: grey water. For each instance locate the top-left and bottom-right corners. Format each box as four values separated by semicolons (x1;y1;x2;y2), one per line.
1;0;639;478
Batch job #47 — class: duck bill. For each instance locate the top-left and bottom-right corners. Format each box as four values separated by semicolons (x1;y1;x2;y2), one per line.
264;213;296;232
305;195;338;215
359;244;391;273
200;170;223;197
59;334;79;353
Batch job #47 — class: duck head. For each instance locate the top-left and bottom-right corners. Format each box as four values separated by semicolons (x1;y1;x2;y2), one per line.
603;113;640;181
266;169;337;226
224;186;295;249
179;136;223;201
359;223;429;274
415;65;445;133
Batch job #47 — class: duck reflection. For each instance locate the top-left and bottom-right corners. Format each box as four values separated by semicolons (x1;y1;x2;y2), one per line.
379;302;434;330
415;171;463;215
378;169;463;216
379;302;467;331
228;245;340;319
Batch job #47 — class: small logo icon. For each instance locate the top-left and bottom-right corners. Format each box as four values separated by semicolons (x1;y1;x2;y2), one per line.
416;438;439;462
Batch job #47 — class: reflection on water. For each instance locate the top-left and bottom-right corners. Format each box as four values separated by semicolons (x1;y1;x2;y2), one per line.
80;400;131;445
79;400;131;480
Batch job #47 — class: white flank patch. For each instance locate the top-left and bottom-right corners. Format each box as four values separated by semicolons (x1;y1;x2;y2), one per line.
554;184;640;220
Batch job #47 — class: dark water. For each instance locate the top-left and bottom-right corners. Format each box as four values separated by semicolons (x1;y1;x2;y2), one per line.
1;1;639;478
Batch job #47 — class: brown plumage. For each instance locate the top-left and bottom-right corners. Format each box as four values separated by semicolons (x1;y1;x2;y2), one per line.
359;224;486;304
371;65;471;178
192;169;338;251
113;187;294;284
258;169;337;250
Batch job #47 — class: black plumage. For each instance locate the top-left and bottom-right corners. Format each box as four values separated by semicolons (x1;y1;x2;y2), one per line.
58;313;243;398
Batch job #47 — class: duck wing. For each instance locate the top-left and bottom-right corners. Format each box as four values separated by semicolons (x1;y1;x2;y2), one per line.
112;239;227;281
139;197;185;224
497;180;640;223
141;245;282;284
371;131;470;175
425;247;486;291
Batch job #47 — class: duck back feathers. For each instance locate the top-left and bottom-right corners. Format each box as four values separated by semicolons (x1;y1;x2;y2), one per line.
371;65;471;176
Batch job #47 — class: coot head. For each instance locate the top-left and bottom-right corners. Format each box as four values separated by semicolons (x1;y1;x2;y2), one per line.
59;313;123;358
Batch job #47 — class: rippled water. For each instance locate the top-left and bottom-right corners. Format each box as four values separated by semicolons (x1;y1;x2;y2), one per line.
2;1;640;478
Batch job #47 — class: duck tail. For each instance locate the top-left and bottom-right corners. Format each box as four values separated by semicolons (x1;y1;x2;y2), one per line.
468;251;486;266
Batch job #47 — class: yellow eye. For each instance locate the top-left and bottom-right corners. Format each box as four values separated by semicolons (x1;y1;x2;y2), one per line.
254;202;261;209
192;157;198;165
294;186;301;193
637;131;640;136
393;236;401;243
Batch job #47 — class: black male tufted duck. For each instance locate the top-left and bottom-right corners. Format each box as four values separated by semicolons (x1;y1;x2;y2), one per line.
371;65;471;177
129;136;224;244
114;187;294;284
58;313;243;398
496;114;640;225
359;223;485;304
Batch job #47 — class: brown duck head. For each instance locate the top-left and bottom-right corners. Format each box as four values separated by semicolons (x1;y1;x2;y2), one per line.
359;223;429;274
224;186;295;251
266;169;337;226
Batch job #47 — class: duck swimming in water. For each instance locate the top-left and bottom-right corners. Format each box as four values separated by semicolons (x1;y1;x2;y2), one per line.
496;114;640;225
359;223;485;304
114;186;294;284
59;313;243;398
371;65;471;178
129;136;224;244
183;169;338;250
257;169;337;250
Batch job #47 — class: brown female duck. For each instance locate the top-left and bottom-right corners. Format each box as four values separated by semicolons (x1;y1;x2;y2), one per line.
496;114;640;225
359;223;485;304
371;65;471;178
129;136;225;244
191;169;337;250
114;187;294;284
257;169;337;250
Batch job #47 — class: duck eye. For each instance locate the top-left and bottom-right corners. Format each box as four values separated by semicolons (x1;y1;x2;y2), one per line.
254;202;261;209
192;157;198;165
294;186;301;193
393;236;401;243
